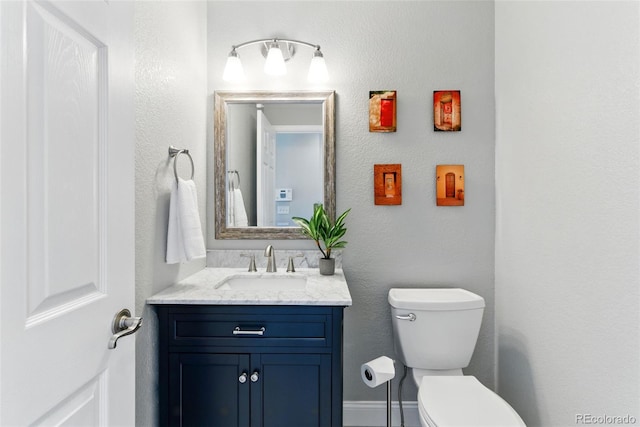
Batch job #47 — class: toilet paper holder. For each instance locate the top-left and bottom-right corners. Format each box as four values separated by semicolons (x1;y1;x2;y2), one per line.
361;356;395;427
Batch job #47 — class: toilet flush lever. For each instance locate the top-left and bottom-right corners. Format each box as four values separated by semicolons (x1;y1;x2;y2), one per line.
395;313;416;321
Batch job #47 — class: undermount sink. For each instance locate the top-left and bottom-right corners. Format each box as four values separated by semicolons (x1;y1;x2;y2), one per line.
216;276;307;291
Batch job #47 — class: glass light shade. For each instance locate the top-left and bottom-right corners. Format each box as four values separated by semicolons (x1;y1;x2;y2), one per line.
264;44;286;76
223;52;245;82
308;52;329;83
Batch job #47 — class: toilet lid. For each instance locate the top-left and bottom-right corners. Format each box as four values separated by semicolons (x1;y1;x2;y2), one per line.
418;376;525;427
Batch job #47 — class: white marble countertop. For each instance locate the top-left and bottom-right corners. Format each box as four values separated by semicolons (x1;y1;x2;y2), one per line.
147;268;352;306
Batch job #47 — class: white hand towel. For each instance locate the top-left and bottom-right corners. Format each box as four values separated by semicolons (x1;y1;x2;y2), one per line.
232;188;248;227
166;178;206;264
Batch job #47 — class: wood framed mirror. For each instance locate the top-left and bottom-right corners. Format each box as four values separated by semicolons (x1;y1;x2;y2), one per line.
214;90;335;239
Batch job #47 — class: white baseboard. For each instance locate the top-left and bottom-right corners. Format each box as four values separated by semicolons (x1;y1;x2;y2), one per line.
343;401;420;427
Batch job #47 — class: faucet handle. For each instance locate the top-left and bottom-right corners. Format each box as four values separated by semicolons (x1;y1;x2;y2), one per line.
240;253;257;272
286;253;304;273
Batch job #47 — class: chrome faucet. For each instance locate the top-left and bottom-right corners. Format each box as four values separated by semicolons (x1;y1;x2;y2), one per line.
264;245;277;272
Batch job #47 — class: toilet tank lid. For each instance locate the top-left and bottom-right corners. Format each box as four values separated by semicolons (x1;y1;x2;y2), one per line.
388;288;485;310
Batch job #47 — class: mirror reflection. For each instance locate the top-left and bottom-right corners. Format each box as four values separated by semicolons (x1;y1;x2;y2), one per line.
227;102;323;227
214;91;335;239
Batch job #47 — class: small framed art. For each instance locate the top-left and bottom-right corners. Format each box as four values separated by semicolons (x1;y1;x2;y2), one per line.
433;90;461;131
374;164;402;205
369;91;397;132
436;165;464;206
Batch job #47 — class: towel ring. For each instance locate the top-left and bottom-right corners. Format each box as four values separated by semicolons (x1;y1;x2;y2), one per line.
227;170;240;191
168;146;194;183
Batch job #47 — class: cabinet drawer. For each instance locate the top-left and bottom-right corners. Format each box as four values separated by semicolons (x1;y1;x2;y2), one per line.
166;309;331;348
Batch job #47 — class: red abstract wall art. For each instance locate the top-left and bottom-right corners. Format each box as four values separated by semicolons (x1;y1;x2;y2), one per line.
369;91;397;132
433;90;461;132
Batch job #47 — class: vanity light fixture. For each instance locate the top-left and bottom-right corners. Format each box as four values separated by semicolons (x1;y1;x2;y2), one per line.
223;38;329;83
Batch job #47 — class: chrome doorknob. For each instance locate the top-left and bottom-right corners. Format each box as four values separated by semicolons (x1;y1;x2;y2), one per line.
239;372;248;383
250;371;260;383
108;309;143;349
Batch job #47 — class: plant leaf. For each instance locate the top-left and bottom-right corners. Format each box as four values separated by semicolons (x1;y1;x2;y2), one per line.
335;208;351;226
294;205;351;258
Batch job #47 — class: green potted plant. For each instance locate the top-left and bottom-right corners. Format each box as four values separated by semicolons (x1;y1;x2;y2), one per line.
292;204;351;275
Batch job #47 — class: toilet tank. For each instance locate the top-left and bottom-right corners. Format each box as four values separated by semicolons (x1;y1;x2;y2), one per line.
388;288;485;371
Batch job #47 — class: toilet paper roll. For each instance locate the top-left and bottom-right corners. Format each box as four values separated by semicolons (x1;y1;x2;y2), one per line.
361;356;395;388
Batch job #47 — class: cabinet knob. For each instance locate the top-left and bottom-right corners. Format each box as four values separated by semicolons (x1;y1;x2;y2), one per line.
250;371;260;383
239;372;248;384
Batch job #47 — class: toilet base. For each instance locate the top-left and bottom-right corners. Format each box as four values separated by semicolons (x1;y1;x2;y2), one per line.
417;376;526;427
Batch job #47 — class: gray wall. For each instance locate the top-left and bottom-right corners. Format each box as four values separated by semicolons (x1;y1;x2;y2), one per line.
132;2;640;424
134;2;207;426
207;1;496;402
495;2;640;426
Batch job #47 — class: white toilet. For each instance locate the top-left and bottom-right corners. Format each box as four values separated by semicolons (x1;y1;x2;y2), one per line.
389;288;525;427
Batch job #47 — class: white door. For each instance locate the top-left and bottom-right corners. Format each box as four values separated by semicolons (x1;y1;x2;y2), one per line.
256;110;276;227
0;1;136;425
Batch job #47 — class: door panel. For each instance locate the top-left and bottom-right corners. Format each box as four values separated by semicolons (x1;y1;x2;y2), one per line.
25;0;107;325
256;111;276;226
445;172;456;198
31;374;106;426
170;354;251;427
0;1;135;425
257;354;331;427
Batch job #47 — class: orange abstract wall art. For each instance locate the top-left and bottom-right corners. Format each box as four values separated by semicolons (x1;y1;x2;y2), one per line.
436;164;464;206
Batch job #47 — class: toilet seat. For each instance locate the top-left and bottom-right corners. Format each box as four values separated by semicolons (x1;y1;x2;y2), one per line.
418;376;525;427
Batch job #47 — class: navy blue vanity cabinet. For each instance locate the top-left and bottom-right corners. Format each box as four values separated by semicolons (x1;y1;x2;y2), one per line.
157;305;345;427
168;353;250;426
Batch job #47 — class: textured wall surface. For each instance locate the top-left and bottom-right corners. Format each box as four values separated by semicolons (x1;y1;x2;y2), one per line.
132;2;640;423
207;1;496;402
134;2;207;425
495;2;640;425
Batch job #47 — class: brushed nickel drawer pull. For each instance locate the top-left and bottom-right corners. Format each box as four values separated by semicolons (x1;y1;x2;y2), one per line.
233;326;266;336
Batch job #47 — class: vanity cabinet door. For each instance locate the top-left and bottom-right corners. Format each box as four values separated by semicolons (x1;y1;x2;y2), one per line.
255;353;332;427
169;353;250;427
